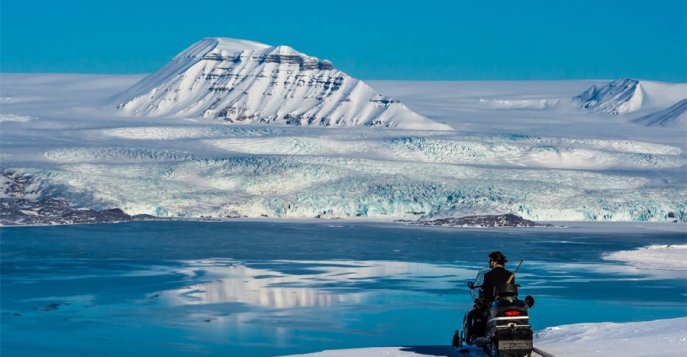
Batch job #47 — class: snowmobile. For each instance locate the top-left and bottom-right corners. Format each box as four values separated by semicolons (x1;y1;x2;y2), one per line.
452;267;535;357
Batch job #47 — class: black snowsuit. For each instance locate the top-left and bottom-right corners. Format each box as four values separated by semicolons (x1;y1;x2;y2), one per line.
481;266;514;303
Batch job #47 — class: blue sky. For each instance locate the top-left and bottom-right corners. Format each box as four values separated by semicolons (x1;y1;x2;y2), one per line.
1;0;685;81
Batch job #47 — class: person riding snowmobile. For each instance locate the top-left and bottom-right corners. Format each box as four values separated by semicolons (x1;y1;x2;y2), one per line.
464;251;514;342
482;251;514;303
456;251;535;356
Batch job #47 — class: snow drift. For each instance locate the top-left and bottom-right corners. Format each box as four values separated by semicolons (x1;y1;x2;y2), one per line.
284;317;687;357
603;244;687;271
534;317;687;357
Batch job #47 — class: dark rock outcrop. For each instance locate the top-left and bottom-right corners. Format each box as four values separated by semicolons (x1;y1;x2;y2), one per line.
419;213;552;228
2;169;41;198
574;78;643;115
0;197;155;226
1;169;155;226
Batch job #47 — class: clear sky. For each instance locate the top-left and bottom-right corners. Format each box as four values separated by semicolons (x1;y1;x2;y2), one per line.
1;0;685;81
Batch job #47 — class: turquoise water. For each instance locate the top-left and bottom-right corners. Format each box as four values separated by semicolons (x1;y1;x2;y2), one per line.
1;221;685;356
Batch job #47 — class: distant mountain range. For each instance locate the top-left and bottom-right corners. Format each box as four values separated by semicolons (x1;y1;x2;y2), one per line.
112;38;686;130
632;98;687;127
112;38;451;130
575;78;687;127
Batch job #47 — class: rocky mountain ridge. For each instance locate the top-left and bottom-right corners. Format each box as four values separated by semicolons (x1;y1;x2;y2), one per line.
113;38;450;130
633;98;687;127
0;169;153;226
574;78;645;115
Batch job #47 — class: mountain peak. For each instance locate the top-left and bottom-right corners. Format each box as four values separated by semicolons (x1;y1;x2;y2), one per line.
113;38;451;130
170;38;268;60
267;45;298;56
205;37;270;52
574;78;645;115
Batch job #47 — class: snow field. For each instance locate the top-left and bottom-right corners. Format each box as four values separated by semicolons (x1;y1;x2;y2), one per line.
478;98;560;110
533;317;687;357
98;126;684;169
603;244;687;271
284;317;687;356
2;74;686;222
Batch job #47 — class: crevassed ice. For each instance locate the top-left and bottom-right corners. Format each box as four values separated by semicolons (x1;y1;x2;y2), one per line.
8;124;686;222
30;151;685;222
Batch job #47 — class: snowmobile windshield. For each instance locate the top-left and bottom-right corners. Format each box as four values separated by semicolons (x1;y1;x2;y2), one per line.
474;267;489;288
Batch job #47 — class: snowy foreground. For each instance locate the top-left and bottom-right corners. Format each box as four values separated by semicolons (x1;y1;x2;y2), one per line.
284;317;687;357
285;245;687;356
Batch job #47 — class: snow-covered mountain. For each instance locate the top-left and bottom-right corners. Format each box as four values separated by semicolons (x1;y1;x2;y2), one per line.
2;74;686;224
633;98;687;127
113;38;450;130
574;78;645;115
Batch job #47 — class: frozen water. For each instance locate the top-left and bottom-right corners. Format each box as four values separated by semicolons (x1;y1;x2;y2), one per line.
1;221;685;356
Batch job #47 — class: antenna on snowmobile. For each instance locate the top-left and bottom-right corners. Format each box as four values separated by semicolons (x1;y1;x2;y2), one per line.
514;259;524;272
506;259;523;284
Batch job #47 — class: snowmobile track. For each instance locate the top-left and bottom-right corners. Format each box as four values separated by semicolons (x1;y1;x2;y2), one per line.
455;346;555;357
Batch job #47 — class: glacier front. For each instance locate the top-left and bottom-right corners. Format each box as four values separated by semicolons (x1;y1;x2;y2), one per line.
1;74;685;223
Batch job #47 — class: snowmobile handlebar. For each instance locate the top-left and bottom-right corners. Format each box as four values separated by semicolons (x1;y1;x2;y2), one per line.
467;281;494;290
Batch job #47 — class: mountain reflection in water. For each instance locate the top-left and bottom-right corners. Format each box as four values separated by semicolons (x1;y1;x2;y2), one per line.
155;259;475;309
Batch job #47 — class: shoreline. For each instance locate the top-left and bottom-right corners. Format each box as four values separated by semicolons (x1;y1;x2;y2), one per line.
1;216;685;233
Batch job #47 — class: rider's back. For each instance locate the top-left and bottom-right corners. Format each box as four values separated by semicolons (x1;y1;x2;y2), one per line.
482;266;513;302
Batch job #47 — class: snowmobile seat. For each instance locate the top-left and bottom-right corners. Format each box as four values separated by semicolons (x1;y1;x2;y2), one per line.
494;283;518;298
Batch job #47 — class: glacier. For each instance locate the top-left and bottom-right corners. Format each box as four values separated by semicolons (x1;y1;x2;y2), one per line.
1;73;686;223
